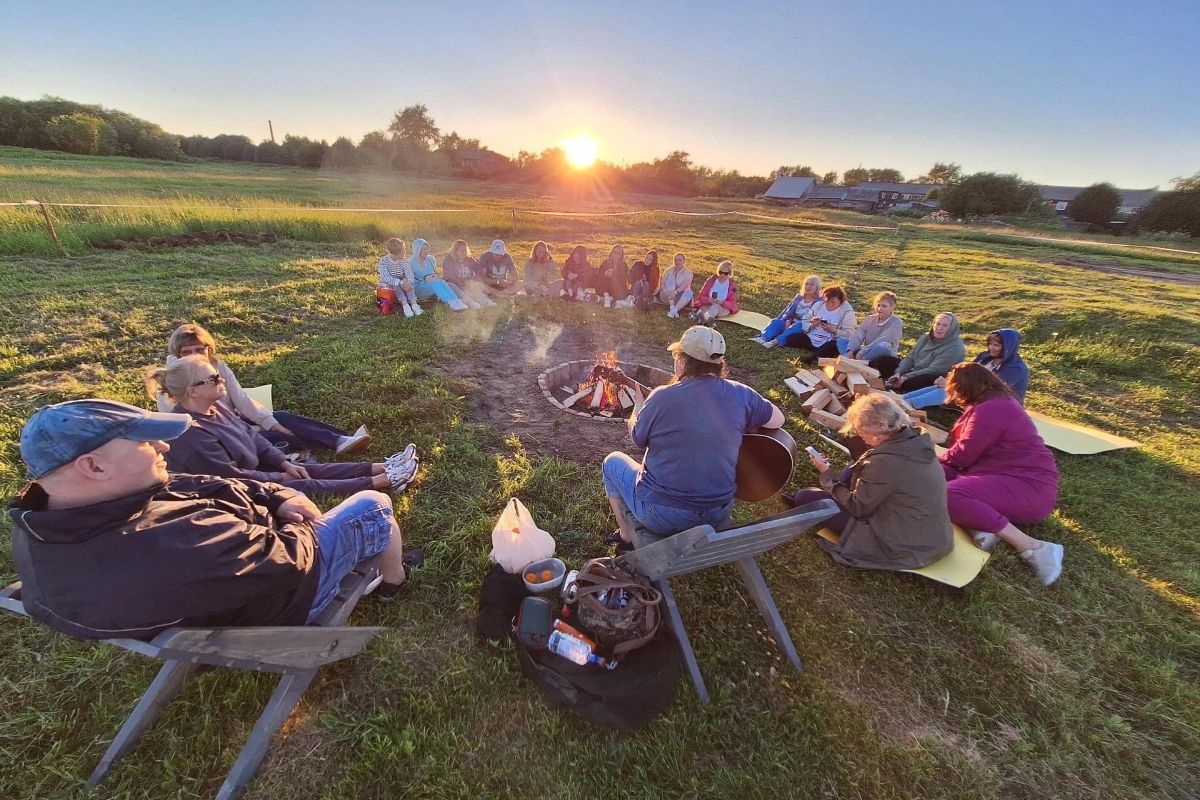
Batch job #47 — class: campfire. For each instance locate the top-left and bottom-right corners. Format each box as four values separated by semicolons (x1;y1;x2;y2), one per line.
537;354;671;421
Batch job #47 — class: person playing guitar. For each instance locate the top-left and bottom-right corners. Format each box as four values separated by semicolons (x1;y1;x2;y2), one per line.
601;326;786;550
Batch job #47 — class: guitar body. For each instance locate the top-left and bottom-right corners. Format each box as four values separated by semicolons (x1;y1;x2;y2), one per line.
735;427;797;502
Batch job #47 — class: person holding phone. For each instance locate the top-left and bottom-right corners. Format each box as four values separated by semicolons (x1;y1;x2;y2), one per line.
792;394;953;571
692;260;738;325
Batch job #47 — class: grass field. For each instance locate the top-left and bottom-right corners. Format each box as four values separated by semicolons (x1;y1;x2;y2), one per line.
1;149;1198;800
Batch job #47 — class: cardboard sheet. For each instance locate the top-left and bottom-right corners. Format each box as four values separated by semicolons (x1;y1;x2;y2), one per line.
1026;410;1139;455
243;384;274;413
816;524;990;588
719;310;772;332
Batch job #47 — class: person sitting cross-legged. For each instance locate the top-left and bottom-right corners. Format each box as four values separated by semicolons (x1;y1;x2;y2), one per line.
601;326;784;549
7;399;421;640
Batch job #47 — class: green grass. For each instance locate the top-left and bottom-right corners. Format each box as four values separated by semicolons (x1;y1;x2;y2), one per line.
1;150;1198;800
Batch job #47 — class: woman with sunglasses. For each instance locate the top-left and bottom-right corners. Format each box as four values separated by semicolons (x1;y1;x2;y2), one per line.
691;260;738;325
162;323;374;456
147;356;419;497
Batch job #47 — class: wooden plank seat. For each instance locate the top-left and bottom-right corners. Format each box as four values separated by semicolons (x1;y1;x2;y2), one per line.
614;498;839;704
0;555;383;800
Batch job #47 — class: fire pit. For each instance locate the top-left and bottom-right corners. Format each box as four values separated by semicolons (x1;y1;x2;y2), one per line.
537;353;672;420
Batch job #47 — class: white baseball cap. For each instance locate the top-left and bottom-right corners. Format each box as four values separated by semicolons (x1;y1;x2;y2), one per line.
667;326;726;363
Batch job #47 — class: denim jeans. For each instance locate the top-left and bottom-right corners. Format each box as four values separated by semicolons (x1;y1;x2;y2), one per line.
854;340;898;361
306;491;394;622
902;385;948;409
602;452;733;537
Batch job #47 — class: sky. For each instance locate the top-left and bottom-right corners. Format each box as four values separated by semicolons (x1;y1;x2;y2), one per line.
3;0;1198;188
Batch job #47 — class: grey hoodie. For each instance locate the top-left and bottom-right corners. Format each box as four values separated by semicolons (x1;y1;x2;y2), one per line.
897;312;966;379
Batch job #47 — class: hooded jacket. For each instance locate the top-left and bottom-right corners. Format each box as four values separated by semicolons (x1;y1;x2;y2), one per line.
629;254;660;292
562;246;591;282
7;474;319;640
818;426;954;570
694;275;739;312
897;313;966;379
597;252;630;297
409;238;439;284
973;328;1029;402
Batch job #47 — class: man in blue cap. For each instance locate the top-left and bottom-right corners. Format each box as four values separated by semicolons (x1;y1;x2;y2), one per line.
9;399;415;640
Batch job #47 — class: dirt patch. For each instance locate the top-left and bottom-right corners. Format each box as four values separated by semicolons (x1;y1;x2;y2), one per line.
96;230;280;249
1050;258;1200;286
431;318;676;463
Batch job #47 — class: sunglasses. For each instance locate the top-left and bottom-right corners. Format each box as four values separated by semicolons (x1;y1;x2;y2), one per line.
192;374;224;387
719;271;731;276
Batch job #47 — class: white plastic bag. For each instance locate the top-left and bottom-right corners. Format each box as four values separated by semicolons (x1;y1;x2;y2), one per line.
489;498;555;574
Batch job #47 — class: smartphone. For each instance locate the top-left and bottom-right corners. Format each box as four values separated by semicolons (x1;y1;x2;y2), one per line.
804;445;825;461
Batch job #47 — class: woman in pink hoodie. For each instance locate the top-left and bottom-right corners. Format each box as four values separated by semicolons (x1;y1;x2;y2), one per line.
692;260;738;325
940;363;1064;586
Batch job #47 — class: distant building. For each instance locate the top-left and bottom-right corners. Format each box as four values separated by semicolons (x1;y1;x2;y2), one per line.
762;176;817;203
799;185;880;211
458;149;510;177
1038;185;1159;216
852;182;938;209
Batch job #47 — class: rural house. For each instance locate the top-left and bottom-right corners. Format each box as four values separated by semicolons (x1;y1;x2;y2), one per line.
762;176;817;203
458;148;510;178
852;182;938;209
1038;185;1160;216
798;185;880;211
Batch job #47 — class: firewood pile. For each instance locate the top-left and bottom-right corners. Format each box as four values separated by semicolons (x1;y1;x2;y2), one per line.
784;356;951;445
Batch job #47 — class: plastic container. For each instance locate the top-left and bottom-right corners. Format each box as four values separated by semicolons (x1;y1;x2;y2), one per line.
522;557;567;593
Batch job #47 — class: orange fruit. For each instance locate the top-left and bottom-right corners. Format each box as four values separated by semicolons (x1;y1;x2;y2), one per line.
540;569;553;582
525;572;537;583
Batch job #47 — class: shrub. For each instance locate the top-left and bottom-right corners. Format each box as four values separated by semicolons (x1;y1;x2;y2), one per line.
940;172;1040;217
45;112;118;155
1067;183;1120;225
1134;190;1200;237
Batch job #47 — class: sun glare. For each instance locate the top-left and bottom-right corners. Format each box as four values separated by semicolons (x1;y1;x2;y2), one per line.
562;135;598;169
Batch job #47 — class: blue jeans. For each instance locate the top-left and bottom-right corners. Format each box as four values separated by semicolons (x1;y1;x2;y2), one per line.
902;386;948;409
762;317;807;344
602;452;733;537
307;490;394;622
851;340;897;361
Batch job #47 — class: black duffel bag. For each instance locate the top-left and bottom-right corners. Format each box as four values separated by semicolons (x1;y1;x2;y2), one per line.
518;629;682;730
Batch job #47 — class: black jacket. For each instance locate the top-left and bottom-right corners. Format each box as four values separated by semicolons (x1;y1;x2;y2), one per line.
8;474;320;640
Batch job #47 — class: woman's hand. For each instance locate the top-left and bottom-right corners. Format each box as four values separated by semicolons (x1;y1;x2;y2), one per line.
934;376;947;388
272;424;296;437
282;461;310;480
887;374;906;389
809;451;831;473
401;280;413;291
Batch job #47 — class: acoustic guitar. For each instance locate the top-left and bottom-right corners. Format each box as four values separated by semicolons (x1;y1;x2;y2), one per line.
735;427;797;502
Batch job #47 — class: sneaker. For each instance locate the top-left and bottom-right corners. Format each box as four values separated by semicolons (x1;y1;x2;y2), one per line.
335;425;372;455
603;294;612;308
375;549;426;602
385;443;417;468
762;339;778;349
448;297;468;311
1020;541;1064;586
750;335;765;344
401;304;414;318
385;456;419;490
971;530;1000;552
411;304;423;316
667;308;677;319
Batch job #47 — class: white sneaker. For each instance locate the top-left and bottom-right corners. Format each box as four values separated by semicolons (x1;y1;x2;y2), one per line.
385;443;417;467
385;456;419;491
411;304;423;316
750;336;765;345
762;339;778;349
448;297;468;311
667;308;677;319
971;530;1000;552
603;294;612;308
1020;541;1064;586
469;300;482;310
335;425;372;455
401;304;414;318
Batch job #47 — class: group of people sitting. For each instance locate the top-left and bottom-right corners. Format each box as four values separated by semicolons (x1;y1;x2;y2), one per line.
606;310;1060;587
8;267;1063;646
754;275;1029;409
376;238;741;324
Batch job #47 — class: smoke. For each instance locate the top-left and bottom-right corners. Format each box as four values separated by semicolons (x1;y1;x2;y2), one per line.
435;305;504;343
525;321;563;364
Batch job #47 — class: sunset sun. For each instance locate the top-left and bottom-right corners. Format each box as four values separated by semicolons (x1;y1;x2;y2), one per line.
562;134;598;169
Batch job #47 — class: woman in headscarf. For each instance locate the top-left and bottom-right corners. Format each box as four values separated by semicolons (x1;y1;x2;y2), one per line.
876;311;965;390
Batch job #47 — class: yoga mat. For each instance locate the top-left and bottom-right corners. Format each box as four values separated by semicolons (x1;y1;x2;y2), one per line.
816;524;990;588
719;310;772;332
243;384;274;413
1027;410;1139;455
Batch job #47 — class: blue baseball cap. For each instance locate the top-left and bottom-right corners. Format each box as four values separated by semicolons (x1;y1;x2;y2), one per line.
20;399;192;480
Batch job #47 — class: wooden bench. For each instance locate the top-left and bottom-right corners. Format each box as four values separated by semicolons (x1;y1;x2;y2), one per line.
615;499;839;703
0;557;383;800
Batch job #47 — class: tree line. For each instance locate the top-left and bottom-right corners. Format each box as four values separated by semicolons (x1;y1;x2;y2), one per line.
2;96;1196;235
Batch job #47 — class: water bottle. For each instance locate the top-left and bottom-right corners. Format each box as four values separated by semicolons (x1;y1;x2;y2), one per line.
562;570;580;603
548;630;608;667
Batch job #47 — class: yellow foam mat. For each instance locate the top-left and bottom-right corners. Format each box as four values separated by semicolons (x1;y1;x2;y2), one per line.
816;524;990;587
243;384;274;413
719;310;772;332
1026;410;1139;455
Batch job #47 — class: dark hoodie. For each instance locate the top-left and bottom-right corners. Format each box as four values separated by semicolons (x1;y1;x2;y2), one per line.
562;246;591;282
973;328;1029;402
818;426;953;570
629;253;660;292
897;312;966;379
7;474;319;640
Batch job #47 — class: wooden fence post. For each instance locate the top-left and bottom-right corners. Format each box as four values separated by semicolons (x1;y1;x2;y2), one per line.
36;201;68;257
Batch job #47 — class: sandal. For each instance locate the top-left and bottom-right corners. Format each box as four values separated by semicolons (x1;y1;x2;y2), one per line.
602;530;634;552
